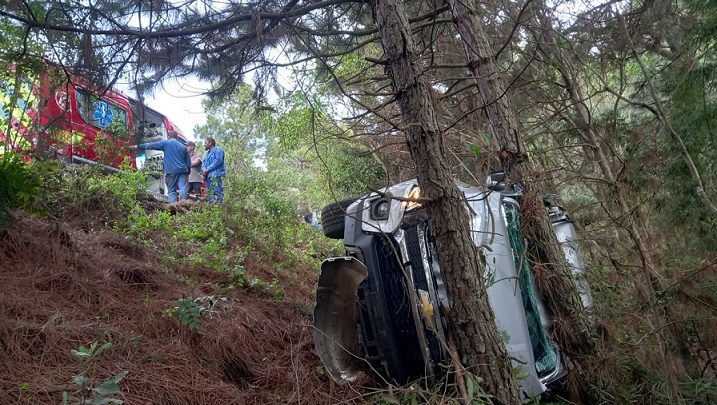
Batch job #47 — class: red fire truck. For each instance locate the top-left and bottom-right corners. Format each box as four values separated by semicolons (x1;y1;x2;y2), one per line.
0;66;188;198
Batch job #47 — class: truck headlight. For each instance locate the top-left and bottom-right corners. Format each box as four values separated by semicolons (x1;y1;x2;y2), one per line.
371;198;390;220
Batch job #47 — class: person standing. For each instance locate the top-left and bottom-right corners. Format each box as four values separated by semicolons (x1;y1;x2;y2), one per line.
186;141;203;198
201;137;225;204
131;130;191;203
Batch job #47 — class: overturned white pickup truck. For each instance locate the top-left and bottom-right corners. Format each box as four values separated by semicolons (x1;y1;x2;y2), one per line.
313;176;592;396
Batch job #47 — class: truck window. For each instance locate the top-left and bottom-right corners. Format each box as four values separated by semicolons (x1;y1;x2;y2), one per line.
76;88;127;130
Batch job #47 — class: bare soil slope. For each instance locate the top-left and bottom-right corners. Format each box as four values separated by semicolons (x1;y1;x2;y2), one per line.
0;211;358;404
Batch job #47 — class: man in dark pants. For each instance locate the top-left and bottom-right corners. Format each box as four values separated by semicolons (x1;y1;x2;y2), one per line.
201;137;225;204
186;141;203;198
131;130;191;203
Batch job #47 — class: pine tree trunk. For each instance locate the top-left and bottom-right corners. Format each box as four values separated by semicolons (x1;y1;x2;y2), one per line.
371;0;521;402
532;6;697;379
446;0;596;360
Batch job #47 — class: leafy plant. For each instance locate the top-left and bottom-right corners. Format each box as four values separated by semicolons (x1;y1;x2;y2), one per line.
170;297;202;330
464;372;493;403
168;295;229;330
71;341;113;362
229;263;247;287
0;153;38;227
269;278;285;301
28;163;147;227
62;341;128;405
63;371;128;405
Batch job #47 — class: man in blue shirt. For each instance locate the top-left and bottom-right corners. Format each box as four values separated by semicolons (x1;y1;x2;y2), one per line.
132;130;191;203
201;137;225;204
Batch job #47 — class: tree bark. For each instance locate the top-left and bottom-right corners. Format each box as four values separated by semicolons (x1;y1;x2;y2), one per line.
446;0;596;359
532;6;698;379
371;0;521;403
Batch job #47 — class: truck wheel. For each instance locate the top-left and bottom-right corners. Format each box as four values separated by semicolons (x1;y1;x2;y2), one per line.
321;198;356;239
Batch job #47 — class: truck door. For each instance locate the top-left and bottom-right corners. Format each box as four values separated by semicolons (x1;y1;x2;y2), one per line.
129;100;168;197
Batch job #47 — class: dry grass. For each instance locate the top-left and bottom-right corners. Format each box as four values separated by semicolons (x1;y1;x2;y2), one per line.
0;211;365;404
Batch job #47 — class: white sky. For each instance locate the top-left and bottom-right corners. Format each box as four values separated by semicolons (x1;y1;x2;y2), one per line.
134;48;296;141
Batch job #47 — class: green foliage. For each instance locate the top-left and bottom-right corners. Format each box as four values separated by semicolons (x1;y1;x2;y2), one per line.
244;277;286;301
196;85;387;212
689;0;717;46
4;2;716;402
263;92;387;201
0;153;39;226
466;142;481;158
227;262;247;287
0;62;41;136
139;155;163;178
29;163;147;225
0;15;45;63
230;171;296;229
126;204;229;271
63;340;127;405
168;295;229;330
271;95;316;151
21;164;237;278
193;84;364;265
71;341;113;363
18;157;333;310
657;60;717;255
370;378;492;405
588;349;717;404
331;49;380;83
271;280;286;301
63;370;128;405
170;297;202;330
690;378;717;404
176;206;227;242
320;143;387;197
126;207;173;238
464;372;492;402
225;173;340;265
195;83;268;170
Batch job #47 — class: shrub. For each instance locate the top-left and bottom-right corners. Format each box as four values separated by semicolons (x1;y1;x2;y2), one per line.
0;153;39;227
30;163;147;225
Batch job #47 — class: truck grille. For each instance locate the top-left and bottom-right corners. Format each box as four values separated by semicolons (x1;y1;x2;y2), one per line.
404;224;444;367
370;235;424;383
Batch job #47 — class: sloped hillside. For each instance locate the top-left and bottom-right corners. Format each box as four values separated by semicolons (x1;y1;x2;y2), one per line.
0;209;362;404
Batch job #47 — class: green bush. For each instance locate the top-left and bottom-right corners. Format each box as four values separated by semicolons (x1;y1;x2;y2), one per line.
126;207;173;238
227;171;300;247
12;154;332;302
176;205;226;243
30;163;147;225
168;295;229;330
0;153;39;226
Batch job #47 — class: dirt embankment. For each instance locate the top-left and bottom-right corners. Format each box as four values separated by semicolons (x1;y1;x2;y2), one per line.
0;212;360;404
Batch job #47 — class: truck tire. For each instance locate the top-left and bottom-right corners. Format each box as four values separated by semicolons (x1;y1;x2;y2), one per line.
321;198;356;239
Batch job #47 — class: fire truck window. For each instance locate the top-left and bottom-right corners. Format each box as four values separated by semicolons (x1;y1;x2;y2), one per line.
76;89;127;130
